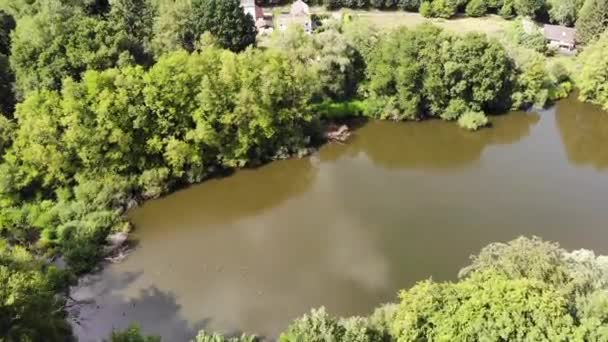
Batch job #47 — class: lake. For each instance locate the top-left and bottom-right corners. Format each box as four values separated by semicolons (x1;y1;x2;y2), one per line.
70;96;608;341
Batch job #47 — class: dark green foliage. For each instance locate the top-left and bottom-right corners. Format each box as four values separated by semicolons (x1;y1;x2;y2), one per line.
109;0;156;63
465;0;488;16
0;114;12;156
0;10;15;115
0;54;14;115
9;4;132;94
576;0;608;44
398;0;421;10
364;25;513;121
513;0;544;17
0;9;15;55
188;0;256;52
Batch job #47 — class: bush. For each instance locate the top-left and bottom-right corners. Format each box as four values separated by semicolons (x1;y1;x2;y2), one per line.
506;19;548;54
578;33;608;110
431;0;458;18
279;307;386;342
419;1;434;16
393;271;576;341
194;331;257;342
365;25;513;121
465;0;488;17
457;111;489;130
441;99;470;120
111;325;160;342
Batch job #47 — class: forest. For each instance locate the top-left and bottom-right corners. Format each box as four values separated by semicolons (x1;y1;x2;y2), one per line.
1;0;608;341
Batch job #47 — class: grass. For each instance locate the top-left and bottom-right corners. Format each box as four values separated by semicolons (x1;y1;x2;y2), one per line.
340;11;508;37
261;5;509;37
315;99;369;120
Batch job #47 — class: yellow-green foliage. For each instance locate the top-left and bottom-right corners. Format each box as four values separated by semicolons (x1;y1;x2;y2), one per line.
0;241;70;341
457;111;489;130
578;33;608;110
393;272;576;341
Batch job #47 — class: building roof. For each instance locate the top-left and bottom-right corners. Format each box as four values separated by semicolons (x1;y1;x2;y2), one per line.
543;24;576;44
291;0;310;16
241;0;264;20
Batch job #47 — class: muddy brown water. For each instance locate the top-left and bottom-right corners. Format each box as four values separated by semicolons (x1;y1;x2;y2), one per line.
71;97;608;341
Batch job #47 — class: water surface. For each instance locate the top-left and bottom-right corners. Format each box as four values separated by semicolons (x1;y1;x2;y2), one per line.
71;97;608;341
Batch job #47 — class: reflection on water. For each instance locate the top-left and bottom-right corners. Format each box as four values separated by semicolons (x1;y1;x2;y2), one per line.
320;111;540;170
556;95;608;170
71;99;608;342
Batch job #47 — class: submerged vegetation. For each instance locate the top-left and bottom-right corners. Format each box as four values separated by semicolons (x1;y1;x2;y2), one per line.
0;0;606;341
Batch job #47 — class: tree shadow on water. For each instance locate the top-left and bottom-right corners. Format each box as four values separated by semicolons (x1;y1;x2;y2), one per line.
69;270;209;341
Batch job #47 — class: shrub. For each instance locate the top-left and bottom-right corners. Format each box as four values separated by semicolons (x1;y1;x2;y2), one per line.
432;0;458;18
194;331;257;342
457;111;489;130
393;271;576;341
578;33;608;110
110;325;160;342
441;99;470;121
279;307;345;342
466;0;488;16
419;1;434;16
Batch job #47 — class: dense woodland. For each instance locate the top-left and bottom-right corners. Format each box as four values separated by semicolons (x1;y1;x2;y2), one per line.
1;0;608;341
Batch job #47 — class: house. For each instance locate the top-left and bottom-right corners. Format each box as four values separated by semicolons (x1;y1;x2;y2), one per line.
543;24;577;51
241;0;273;32
277;0;312;33
241;0;264;21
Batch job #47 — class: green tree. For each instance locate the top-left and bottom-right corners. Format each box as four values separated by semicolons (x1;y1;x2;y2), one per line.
398;0;421;10
431;0;458;18
466;0;488;16
548;0;584;26
188;0;256;52
393;271;576;341
364;25;513;121
514;0;544;17
0;54;13;115
578;33;608;110
109;0;156;62
151;0;192;55
0;9;15;55
576;0;608;44
0;241;70;341
10;4;131;94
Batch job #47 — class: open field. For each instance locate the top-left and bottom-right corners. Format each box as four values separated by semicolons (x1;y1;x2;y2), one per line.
264;6;509;37
339;11;508;37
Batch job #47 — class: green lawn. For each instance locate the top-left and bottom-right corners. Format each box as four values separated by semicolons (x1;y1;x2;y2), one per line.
262;6;509;37
339;11;508;37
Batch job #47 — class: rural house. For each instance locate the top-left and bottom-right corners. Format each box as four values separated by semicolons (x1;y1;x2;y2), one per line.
277;0;313;33
241;0;273;31
543;24;577;51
